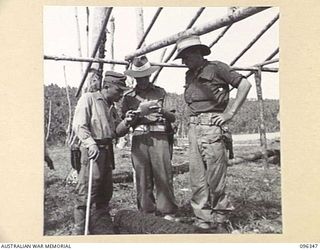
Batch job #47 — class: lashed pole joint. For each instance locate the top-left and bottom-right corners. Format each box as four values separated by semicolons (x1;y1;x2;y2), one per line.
125;7;270;61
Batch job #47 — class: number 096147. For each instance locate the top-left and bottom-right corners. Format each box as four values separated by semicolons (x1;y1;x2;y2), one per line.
300;244;318;248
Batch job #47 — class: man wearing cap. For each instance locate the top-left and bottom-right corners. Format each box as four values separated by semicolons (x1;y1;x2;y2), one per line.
72;69;134;235
175;35;252;231
121;55;178;219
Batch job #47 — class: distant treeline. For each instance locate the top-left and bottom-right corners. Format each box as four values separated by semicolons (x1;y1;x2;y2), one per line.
44;84;279;145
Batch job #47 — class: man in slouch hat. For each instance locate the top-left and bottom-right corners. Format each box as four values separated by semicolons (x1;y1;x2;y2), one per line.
175;35;252;232
121;56;178;221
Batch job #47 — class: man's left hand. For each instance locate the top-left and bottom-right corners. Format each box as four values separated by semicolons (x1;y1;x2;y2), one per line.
211;112;234;126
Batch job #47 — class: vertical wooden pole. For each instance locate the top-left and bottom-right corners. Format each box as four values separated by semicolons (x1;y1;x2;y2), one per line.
254;68;268;168
63;65;72;144
86;7;90;57
82;7;90;94
109;16;115;71
84;7;110;92
74;7;84;75
136;8;145;46
46;100;52;141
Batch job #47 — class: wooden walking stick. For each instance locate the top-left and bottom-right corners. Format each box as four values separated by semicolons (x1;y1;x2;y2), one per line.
84;159;94;235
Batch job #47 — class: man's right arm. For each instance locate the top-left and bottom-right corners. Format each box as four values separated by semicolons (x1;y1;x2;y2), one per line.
72;95;97;149
72;95;100;160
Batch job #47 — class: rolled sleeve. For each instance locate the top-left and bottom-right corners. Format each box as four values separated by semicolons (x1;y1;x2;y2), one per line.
216;61;244;88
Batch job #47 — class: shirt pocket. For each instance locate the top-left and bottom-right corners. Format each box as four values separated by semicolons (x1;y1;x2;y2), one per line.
199;76;229;105
186;81;212;102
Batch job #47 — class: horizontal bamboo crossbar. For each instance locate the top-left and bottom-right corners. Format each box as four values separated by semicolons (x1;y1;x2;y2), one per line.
44;54;278;72
125;7;270;61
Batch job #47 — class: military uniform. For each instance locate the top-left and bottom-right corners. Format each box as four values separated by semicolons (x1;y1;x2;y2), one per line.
184;60;244;224
72;89;129;234
121;85;178;215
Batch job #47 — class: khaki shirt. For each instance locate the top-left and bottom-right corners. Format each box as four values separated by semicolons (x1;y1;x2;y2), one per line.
121;85;167;125
184;60;244;116
72;91;127;148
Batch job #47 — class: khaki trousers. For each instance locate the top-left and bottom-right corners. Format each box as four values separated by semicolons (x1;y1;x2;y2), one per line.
73;146;114;234
188;123;234;223
131;133;178;214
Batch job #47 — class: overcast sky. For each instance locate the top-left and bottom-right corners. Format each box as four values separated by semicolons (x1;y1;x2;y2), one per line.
43;6;279;99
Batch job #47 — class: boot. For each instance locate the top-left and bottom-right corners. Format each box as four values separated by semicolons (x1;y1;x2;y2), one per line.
89;206;114;234
73;207;86;235
212;212;229;234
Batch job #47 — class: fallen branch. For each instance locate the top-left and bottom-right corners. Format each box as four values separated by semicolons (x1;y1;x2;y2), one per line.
229;149;280;166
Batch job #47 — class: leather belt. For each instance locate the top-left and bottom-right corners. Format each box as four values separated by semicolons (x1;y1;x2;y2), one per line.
189;112;222;126
134;124;166;132
94;138;113;146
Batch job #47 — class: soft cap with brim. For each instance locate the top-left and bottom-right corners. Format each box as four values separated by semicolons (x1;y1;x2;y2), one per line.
124;55;160;78
174;35;211;60
103;71;129;90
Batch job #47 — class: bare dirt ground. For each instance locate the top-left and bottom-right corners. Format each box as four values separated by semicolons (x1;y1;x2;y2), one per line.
44;136;282;235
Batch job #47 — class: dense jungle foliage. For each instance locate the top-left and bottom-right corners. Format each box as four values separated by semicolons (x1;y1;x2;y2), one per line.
44;84;279;145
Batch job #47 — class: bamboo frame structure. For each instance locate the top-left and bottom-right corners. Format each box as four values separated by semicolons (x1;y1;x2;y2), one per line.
125;7;269;61
76;7;113;97
44;7;280;163
230;14;279;66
